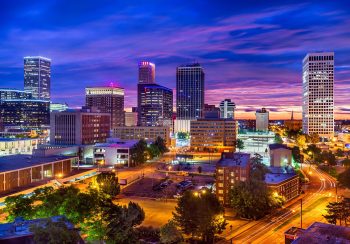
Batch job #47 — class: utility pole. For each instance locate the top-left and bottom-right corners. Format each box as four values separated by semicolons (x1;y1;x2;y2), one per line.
300;198;303;229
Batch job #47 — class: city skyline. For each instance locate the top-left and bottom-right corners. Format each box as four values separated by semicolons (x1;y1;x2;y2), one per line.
1;1;350;119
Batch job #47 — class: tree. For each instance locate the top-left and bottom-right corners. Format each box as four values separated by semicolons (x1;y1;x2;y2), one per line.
197;166;202;174
4;194;35;221
320;151;336;166
274;133;283;144
154;136;169;155
342;158;350;167
160;220;183;244
177;132;189;140
236;139;244;151
296;134;307;148
336;149;345;158
250;153;269;181
130;139;148;165
148;143;161;158
323;199;350;226
303;144;321;163
29;219;80;244
308;133;320;144
338;168;350;189
96;172;120;198
173;191;226;242
229;180;284;219
292;146;302;165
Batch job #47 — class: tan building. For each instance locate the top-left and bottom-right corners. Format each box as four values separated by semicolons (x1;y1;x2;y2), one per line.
112;126;170;145
0;138;38;156
284;120;302;131
265;171;299;202
269;144;292;167
0;155;77;193
125;112;138;126
190;119;236;152
216;152;250;205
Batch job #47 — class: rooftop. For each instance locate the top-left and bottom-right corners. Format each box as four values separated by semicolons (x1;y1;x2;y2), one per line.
218;152;250;168
265;172;297;185
269;143;290;150
0;155;77;172
95;139;138;148
293;222;350;243
0;138;37;142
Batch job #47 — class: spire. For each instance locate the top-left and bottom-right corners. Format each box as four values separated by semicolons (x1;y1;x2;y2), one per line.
291;110;294;120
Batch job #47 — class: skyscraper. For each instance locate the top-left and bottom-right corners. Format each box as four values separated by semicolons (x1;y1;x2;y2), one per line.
85;86;125;128
24;56;51;100
138;61;155;84
220;99;236;119
255;108;269;131
137;83;173;126
302;52;334;137
176;63;205;119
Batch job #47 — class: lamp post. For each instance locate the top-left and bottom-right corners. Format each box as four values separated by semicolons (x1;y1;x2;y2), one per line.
300;198;303;229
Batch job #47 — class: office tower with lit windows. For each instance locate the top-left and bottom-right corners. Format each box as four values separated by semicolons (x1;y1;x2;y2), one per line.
176;63;205;119
85;86;125;128
0;88;33;100
302;52;334;138
137;83;173;126
220;99;236;119
255;107;269;131
24;56;51;100
138;61;155;84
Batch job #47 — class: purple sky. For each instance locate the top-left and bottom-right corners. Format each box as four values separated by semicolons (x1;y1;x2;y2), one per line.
0;1;350;119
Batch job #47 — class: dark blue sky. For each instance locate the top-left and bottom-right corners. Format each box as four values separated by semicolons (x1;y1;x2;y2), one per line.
1;0;350;119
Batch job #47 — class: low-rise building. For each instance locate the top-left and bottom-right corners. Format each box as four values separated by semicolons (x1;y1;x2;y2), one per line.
0;155;77;193
94;138;138;167
216;152;250;205
284;120;302;131
265;167;299;202
284;222;350;244
190;119;236;152
269;144;292;167
0;138;38;156
112;126;170;145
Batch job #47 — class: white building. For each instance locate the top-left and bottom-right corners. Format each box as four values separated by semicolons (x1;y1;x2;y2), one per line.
93;138;138;167
302;52;334;138
219;99;235;119
0;138;38;156
255;108;269;131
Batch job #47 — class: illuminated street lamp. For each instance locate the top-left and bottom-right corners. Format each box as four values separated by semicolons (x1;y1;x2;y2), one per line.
56;173;63;179
193;192;199;197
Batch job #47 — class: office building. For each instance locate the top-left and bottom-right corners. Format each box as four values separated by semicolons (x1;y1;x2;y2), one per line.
255;108;269;131
50;108;110;145
112;126;170;145
85;86;125;128
0;99;50;129
0;88;33;100
220;99;235;119
203;104;220;119
302;52;334;138
50;102;68;112
216;152;250;205
176;63;205;120
94;138;138;167
268;144;292;167
190;119;236;152
138;61;155;84
24;56;51;100
0;155;76;193
137;83;173;126
0;138;38;156
125;111;138;126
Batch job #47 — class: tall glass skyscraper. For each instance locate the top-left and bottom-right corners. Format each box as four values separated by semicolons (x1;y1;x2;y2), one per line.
302;52;334;138
138;61;155;84
24;56;51;101
176;63;205;119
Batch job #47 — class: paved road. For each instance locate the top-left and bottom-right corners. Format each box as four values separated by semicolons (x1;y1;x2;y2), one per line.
220;164;337;243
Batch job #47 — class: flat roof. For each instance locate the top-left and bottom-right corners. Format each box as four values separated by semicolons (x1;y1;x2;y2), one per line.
95;140;138;148
0;155;77;173
0;138;37;142
265;172;297;185
218;152;250;168
269;143;290;150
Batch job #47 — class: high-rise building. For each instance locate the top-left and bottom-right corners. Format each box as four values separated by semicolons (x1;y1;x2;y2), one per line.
0;99;50;129
137;83;173;126
255;108;269;131
302;52;334;138
0;89;33;100
176;63;205;120
203;104;220;119
138;61;155;84
125;112;138;126
50;108;110;145
220;99;236;119
24;56;51;100
85;86;125;128
50;102;68;112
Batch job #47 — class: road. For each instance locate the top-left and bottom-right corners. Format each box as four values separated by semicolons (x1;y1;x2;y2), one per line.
221;164;337;243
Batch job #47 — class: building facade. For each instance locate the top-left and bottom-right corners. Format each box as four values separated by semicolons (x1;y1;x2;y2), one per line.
138;61;155;84
0;138;38;156
125;112;138;126
265;172;299;202
216;152;250;205
50;109;111;145
190;119;236;152
176;63;205;120
269;144;292;167
0;99;50;129
203;104;220;119
50;102;69;112
137;83;173;126
112;126;170;145
0;89;33;100
85;86;125;128
302;52;334;138
220;99;235;119
24;56;51;100
256;108;269;131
